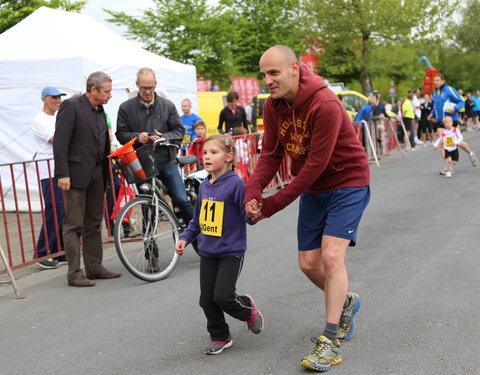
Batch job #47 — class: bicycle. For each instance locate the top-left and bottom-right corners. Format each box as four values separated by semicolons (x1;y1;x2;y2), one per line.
111;137;201;282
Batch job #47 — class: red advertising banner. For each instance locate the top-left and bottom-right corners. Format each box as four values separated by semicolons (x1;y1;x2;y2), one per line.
230;77;261;107
196;77;261;107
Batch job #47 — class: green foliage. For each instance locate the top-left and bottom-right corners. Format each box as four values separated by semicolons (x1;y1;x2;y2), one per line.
431;0;480;92
302;0;457;94
106;0;234;88
221;0;304;76
451;0;480;51
0;0;86;34
106;0;304;88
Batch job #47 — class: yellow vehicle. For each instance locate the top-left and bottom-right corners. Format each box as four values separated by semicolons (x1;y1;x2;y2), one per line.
251;93;270;133
338;90;368;121
197;91;228;136
251;91;365;131
339;90;396;120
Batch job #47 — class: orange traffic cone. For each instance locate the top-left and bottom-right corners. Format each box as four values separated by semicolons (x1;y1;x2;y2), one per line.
108;137;147;181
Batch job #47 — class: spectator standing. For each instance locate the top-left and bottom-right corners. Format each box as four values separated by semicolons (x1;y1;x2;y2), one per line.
402;92;416;149
419;93;435;145
32;87;67;268
412;88;423;145
54;72;121;287
217;91;249;135
464;93;475;131
188;120;207;169
180;98;202;146
458;89;466;125
116;67;194;272
471;90;480;129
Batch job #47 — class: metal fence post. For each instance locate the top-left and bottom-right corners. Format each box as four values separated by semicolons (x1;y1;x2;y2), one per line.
0;243;25;299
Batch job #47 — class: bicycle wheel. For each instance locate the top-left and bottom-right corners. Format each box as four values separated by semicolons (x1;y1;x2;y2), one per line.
113;196;181;282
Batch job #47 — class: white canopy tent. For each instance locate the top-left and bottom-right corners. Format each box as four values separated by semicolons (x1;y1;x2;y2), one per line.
0;6;197;211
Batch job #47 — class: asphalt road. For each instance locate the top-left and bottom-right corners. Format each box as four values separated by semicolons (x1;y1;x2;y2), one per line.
1;132;480;375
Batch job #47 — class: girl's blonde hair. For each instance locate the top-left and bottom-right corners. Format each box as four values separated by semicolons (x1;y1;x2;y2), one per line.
204;134;237;164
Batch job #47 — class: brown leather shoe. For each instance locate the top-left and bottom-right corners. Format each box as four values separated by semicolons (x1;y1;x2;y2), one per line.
91;270;122;280
68;277;96;287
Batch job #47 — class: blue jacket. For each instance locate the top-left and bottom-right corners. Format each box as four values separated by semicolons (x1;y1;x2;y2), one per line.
180;170;254;257
354;104;372;123
430;84;464;122
471;96;480;112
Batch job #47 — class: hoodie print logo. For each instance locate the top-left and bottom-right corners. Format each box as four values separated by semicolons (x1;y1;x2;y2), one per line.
280;117;311;156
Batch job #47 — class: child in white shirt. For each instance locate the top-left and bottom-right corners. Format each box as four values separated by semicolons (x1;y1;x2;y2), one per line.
433;116;463;178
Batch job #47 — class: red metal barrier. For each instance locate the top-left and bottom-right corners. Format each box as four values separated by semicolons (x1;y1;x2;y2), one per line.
1;133;296;272
354;119;399;161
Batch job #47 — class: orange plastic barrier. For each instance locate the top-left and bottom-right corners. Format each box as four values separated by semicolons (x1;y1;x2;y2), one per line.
108;137;147;181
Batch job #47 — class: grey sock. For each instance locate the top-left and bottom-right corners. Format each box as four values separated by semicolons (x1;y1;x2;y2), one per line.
323;322;338;343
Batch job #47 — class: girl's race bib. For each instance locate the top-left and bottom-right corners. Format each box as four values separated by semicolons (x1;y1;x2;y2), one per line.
199;200;224;237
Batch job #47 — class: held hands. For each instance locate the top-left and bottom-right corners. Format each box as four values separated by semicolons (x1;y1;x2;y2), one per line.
176;240;187;256
245;199;265;222
58;177;70;191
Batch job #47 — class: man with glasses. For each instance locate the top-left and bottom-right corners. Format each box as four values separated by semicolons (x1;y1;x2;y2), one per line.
54;72;121;287
116;67;194;272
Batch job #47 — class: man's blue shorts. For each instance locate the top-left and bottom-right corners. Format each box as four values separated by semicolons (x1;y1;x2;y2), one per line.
297;186;370;251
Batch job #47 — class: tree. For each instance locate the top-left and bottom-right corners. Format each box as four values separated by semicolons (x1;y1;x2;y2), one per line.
221;0;304;76
0;0;86;34
451;0;480;51
106;0;235;89
302;0;458;94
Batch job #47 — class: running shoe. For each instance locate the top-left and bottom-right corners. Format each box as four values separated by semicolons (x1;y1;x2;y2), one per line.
205;337;232;355
300;335;342;372
469;152;478;167
337;292;361;341
446;170;452;178
439;168;448;175
243;294;264;334
37;258;59;269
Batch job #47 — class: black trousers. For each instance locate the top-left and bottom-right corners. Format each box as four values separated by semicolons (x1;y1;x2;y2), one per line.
199;255;252;341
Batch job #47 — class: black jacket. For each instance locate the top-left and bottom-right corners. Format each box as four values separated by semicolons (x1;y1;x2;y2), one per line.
217;105;249;134
54;94;110;189
116;94;185;169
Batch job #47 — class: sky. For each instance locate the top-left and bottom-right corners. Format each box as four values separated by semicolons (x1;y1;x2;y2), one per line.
82;0;156;35
82;0;218;36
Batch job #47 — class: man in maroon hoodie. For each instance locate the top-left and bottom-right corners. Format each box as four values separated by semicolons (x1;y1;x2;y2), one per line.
244;45;370;372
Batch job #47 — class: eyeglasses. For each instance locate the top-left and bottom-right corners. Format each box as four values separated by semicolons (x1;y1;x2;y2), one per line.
139;86;155;92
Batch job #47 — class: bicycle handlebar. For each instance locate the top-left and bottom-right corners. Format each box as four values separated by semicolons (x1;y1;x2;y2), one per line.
151;137;183;148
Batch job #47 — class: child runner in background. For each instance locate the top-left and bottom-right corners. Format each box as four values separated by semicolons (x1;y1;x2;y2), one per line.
188;120;207;169
176;134;264;355
233;126;251;181
433;116;463;178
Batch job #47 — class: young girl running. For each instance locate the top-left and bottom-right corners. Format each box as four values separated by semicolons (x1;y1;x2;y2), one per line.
176;134;264;355
433;116;463;178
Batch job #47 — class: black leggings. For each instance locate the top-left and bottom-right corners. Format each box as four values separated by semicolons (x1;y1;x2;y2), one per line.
199;255;252;341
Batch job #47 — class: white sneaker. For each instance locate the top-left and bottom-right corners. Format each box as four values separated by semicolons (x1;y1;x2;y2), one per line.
445;171;452;178
414;138;424;145
470;152;478;167
439;168;448;175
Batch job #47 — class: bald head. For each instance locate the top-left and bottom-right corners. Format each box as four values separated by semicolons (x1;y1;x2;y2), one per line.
260;45;298;67
259;45;300;103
